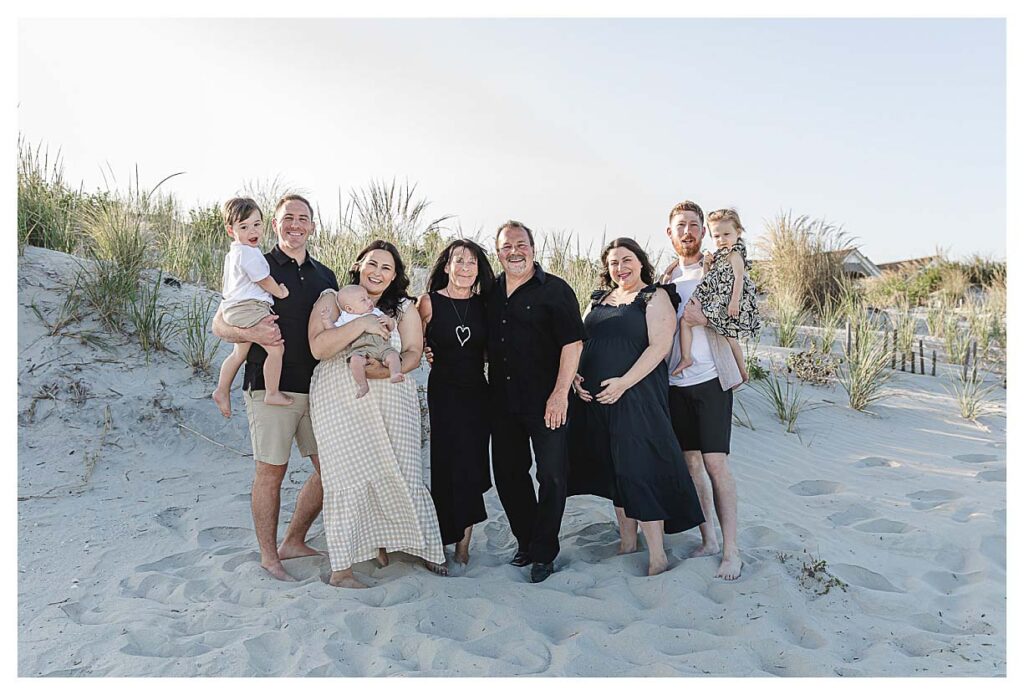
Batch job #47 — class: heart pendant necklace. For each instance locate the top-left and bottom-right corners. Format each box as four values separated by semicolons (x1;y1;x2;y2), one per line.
448;294;471;347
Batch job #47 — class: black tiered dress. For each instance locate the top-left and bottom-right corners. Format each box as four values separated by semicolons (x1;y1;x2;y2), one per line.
426;291;492;545
568;285;705;533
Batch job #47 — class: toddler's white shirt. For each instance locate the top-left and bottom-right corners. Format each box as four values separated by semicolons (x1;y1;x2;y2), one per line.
221;243;273;307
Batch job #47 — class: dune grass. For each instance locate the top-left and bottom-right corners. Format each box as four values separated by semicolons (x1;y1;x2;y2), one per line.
750;371;809;433
18;138;82;255
176;295;222;374
838;305;892;412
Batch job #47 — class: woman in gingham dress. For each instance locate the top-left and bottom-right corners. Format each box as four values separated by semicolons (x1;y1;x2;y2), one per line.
308;240;445;588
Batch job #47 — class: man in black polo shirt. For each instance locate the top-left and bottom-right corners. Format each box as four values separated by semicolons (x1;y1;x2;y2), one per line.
212;195;338;582
487;220;585;583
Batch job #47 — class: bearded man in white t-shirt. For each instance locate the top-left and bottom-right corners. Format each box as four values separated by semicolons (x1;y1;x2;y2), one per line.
661;200;742;580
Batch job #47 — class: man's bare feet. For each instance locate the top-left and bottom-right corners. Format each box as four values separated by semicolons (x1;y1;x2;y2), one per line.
212;389;231;418
277;540;320;561
425;561;448;576
376;548;389;567
329;570;367;589
715;551;742;580
648;554;669;577
263;391;294;407
354;383;370;399
454;538;470;565
688;541;720;558
261;561;298;582
389;373;405;383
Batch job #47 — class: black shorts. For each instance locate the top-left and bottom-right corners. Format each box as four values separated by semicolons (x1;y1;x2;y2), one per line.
669;378;733;455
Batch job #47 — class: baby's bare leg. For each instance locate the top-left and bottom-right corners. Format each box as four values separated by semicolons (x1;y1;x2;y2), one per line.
672;319;694;376
384;351;405;383
350;354;370;399
726;336;749;383
213;342;251;418
262;343;294;406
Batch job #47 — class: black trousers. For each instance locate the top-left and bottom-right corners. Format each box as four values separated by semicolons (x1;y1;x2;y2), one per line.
490;406;569;564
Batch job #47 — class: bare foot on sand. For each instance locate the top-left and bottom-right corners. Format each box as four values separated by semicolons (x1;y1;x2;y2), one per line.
715;552;742;580
212;389;231;418
261;561;298;582
617;541;638;555
376;548;389;567
648;554;669;577
454;538;470;565
329;570;367;589
263;391;294;407
277;540;320;561
688;541;720;558
425;561;448;576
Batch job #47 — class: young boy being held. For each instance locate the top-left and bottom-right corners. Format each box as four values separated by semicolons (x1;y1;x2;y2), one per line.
212;197;292;417
322;284;404;399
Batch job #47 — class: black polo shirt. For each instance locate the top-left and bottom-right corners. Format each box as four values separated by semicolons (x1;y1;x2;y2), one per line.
242;245;339;394
486;263;586;415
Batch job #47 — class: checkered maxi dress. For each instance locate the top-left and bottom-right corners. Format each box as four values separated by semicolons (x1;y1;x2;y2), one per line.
309;293;445;570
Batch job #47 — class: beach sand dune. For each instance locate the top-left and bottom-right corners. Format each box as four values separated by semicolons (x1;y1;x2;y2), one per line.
18;247;1005;676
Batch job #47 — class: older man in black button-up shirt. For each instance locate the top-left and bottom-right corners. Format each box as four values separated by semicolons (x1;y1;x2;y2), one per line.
486;221;584;583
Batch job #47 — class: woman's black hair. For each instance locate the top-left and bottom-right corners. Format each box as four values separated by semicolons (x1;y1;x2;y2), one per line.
425;239;495;295
348;239;412;318
598;237;655;288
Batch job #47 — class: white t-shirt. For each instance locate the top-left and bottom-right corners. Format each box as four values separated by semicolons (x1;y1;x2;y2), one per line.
334;307;386;328
667;260;718;388
221;243;273;308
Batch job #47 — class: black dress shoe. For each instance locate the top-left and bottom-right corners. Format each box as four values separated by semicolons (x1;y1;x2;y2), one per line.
530;561;554;583
510;551;531;567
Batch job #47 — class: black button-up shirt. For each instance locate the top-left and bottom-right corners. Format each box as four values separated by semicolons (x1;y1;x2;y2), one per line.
486;263;585;415
243;245;338;394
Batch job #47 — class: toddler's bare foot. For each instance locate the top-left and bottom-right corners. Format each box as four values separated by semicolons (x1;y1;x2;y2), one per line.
390;373;405;384
212;388;231;418
354;383;370;399
263;391;294;407
671;357;693;376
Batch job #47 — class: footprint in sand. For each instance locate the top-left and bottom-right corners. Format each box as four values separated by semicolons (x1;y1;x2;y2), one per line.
740;525;802;550
827;504;875;527
980;535;1005;569
243;632;292;674
921;569;986;594
975;469;1006;482
788;480;844;496
154;506;188;531
828;563;903;593
197;526;253;548
853;518;912;534
856;456;900;469
906;489;963;510
953;453;1000;463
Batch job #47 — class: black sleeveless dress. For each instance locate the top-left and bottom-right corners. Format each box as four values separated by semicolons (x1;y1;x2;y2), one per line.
426;291;492;545
568;285;705;533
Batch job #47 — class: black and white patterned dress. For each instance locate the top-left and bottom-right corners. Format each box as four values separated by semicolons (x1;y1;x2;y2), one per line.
691;239;761;339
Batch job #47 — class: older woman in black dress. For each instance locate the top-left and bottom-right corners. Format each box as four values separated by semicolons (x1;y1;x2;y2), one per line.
417;240;495;567
569;237;705;576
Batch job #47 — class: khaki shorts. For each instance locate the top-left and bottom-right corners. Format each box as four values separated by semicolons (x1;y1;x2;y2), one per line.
243;390;318;465
223;299;272;329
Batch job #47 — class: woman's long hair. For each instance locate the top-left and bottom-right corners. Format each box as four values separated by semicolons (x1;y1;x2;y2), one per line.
598;237;655;288
347;239;412;318
425;239;495;295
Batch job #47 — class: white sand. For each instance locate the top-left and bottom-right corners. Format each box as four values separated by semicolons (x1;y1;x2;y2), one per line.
17;246;1006;676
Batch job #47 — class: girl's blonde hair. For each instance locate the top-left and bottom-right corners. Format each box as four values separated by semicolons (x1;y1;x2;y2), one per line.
707;208;745;235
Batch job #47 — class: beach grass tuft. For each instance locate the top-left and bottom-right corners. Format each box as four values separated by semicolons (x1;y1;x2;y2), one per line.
838;306;892;411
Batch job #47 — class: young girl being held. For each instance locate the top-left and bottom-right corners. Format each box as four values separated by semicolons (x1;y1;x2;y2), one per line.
672;208;761;383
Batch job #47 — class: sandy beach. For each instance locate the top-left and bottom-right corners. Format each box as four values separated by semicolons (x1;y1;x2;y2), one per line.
17;246;1006;676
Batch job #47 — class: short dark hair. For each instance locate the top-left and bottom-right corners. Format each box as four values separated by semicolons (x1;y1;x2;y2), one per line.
494;219;535;250
668;200;705;227
598;237;655;289
222;197;262;227
425;239;495;295
273;194;314;220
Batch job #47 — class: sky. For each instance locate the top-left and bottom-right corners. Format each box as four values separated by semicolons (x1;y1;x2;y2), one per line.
18;17;1006;263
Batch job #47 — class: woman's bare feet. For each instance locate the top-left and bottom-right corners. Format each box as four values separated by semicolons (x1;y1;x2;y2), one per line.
454;528;471;564
648;553;669;577
715;551;743;580
263;391;294;407
617;541;638;555
212;388;232;418
376;548;389;568
329;569;367;589
425;561;448;576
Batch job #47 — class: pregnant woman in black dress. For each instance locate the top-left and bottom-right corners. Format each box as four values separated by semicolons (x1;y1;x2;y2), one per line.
417;240;495;567
569;237;705;576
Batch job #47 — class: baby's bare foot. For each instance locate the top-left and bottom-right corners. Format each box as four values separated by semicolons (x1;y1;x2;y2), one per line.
390;373;405;383
354;383;370;399
212;389;231;418
263;391;294;407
